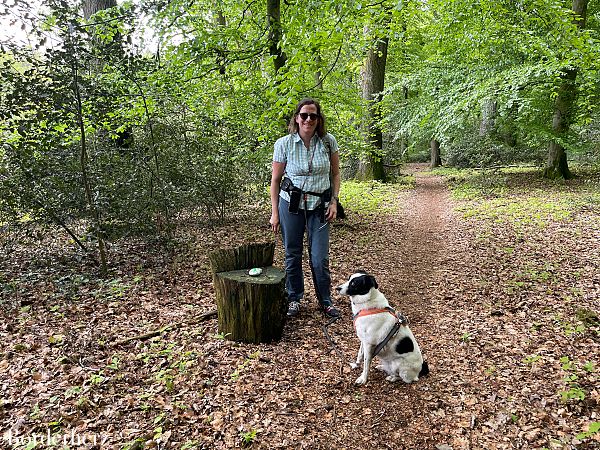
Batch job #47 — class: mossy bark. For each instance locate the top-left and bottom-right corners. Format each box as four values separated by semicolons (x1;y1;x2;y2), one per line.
209;243;286;343
544;0;588;180
213;267;286;343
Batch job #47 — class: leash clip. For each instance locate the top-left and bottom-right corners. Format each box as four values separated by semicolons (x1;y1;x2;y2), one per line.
396;313;409;325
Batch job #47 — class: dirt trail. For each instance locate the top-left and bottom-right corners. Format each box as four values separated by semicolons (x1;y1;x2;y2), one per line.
287;162;470;449
397;164;453;316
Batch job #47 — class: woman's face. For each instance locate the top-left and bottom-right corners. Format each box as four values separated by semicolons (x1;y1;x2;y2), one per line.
295;103;319;137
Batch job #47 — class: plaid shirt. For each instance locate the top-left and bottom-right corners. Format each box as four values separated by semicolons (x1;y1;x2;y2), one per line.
274;132;339;210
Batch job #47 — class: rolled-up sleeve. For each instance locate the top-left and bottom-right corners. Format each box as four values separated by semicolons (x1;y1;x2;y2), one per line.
326;133;339;154
273;137;287;163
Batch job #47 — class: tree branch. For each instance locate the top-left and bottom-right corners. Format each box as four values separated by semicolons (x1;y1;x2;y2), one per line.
111;309;218;346
297;45;342;94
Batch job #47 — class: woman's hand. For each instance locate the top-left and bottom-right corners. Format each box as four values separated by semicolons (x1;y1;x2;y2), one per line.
326;200;337;222
270;212;280;234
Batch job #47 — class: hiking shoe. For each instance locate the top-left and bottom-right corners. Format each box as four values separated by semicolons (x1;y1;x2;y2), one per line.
321;304;340;318
287;301;300;317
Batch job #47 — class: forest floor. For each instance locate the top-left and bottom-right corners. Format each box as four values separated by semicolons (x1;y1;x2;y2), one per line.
1;163;599;450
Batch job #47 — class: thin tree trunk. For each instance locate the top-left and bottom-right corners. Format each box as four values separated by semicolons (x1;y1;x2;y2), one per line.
130;77;172;237
544;0;588;179
71;40;108;275
502;100;518;147
358;34;388;181
314;54;323;90
430;139;441;168
215;10;227;75
400;86;409;156
267;0;286;73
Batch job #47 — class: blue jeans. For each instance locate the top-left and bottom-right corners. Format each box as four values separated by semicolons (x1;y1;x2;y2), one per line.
279;198;332;307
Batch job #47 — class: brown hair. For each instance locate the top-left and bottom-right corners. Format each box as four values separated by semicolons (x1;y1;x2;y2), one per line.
287;98;327;137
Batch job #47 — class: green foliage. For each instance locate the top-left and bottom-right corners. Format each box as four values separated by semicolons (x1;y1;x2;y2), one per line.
240;429;258;446
558;356;589;403
523;355;542;364
444;167;600;229
1;0;600;262
460;332;472;342
341;179;413;214
385;0;600;168
230;351;260;381
577;422;600;441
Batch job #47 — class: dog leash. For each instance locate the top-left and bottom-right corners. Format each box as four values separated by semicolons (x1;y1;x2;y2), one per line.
322;315;343;356
322;314;355;374
372;312;408;358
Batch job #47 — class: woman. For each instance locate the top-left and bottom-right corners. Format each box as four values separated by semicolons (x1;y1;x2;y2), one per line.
270;98;341;318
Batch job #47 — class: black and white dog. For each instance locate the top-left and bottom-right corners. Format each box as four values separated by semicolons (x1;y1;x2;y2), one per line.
337;272;429;385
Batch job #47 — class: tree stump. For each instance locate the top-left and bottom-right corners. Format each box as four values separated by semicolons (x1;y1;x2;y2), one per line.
209;243;287;343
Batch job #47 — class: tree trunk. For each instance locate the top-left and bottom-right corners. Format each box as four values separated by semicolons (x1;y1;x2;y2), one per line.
430;139;441;168
83;0;133;150
267;0;286;73
501;100;518;147
83;0;116;19
544;0;589;179
314;54;323;90
71;48;108;275
400;86;409;156
209;243;276;273
358;34;388;181
209;243;287;343
215;10;227;75
212;267;286;343
479;99;498;137
544;68;577;180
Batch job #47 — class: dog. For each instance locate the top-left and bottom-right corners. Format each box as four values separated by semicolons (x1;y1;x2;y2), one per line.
336;271;429;385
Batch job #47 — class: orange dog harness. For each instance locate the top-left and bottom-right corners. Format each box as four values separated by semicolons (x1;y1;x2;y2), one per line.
353;307;397;329
353;307;409;357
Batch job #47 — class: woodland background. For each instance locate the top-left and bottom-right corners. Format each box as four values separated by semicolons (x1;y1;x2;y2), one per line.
1;0;599;270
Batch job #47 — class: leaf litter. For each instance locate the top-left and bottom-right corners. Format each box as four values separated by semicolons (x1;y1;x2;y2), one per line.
0;164;598;449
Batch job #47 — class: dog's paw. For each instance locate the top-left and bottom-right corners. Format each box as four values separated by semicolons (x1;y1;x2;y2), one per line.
355;375;367;385
385;374;400;382
350;362;359;370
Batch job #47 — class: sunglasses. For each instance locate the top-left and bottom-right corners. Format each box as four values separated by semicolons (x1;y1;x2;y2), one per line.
298;112;320;121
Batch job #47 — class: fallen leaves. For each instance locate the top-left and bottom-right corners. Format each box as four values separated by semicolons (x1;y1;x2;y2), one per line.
1;166;599;448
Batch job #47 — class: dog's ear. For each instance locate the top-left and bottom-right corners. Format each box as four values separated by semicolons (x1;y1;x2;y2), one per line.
368;275;378;289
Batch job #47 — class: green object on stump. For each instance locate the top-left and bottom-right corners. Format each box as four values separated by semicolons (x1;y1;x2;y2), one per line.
248;267;263;276
209;243;287;343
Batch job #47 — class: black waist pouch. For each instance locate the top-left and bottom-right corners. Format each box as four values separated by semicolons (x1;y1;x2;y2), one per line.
316;202;325;223
288;189;301;214
280;177;301;214
280;177;293;192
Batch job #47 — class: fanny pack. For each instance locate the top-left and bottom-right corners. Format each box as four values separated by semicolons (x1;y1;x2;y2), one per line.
280;177;331;222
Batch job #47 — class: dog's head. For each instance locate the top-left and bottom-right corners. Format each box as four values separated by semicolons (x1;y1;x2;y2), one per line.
336;271;378;297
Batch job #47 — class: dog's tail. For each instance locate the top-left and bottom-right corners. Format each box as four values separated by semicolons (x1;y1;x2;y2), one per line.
419;360;430;378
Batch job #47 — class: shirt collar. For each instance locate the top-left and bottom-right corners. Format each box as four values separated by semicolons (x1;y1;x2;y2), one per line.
292;133;317;144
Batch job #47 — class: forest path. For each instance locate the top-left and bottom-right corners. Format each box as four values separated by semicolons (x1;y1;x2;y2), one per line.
395;163;453;313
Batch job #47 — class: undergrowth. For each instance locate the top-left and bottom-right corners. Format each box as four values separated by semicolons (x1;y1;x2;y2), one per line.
341;177;414;214
434;166;600;229
435;165;600;445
